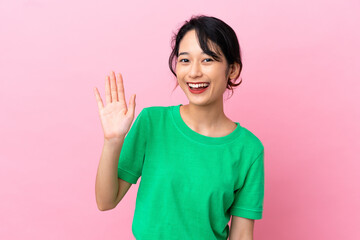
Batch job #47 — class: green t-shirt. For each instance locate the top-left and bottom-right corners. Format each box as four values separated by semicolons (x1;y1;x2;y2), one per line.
118;104;265;240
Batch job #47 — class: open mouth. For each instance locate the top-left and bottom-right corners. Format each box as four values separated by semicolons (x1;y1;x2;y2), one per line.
186;82;210;93
186;82;210;89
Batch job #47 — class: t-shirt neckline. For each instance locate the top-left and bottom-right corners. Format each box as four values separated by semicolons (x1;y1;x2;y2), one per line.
171;104;242;145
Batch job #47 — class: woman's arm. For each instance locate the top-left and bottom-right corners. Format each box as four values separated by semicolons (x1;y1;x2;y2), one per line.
94;71;137;211
95;138;125;211
229;216;254;240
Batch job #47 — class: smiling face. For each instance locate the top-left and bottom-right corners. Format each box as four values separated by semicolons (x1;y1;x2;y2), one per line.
175;29;231;106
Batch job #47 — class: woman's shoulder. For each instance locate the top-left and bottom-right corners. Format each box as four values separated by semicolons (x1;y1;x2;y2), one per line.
142;105;176;115
238;125;264;152
140;105;176;121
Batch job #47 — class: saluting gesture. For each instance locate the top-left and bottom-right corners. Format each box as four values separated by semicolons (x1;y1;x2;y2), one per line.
93;71;136;140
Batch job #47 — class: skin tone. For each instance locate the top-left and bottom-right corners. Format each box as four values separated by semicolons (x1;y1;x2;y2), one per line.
229;215;254;240
175;29;241;137
93;71;136;211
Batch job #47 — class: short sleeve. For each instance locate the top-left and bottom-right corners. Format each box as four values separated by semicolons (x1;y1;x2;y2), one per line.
117;108;148;184
230;150;265;220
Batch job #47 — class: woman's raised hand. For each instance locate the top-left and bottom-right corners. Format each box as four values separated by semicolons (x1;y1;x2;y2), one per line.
94;71;136;141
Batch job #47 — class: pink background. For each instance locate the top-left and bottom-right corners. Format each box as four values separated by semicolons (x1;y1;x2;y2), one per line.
1;0;359;239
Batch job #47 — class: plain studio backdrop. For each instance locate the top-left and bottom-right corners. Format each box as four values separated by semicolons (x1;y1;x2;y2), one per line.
0;0;359;239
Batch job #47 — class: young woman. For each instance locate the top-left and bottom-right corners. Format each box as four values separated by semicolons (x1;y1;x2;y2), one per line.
94;15;265;240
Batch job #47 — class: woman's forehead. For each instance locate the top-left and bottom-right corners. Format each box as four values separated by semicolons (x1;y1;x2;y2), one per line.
179;30;222;56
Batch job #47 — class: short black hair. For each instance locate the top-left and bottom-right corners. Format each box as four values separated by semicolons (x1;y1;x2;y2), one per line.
168;15;243;97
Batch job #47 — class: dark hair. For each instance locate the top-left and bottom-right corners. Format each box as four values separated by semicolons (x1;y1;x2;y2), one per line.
168;15;243;98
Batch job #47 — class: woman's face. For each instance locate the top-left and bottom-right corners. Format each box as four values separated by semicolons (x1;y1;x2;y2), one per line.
175;29;230;106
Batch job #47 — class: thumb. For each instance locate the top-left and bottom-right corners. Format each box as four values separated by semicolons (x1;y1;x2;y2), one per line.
127;94;136;117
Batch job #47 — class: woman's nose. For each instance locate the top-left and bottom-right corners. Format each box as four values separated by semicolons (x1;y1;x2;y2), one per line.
188;62;202;78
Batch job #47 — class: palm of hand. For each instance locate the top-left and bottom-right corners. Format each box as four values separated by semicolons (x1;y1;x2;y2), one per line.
94;71;136;140
99;101;131;139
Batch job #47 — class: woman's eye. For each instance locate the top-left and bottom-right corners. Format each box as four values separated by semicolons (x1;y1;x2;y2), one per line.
179;58;213;63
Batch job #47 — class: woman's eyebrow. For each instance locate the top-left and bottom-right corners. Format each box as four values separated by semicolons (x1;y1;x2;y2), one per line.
178;52;208;56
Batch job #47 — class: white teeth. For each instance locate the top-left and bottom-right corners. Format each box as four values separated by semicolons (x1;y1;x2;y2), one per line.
188;83;209;88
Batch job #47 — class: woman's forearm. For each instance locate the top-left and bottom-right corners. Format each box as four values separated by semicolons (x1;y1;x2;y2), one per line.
95;137;125;210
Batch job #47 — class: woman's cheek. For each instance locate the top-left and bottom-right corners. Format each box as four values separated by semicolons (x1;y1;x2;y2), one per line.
176;68;187;78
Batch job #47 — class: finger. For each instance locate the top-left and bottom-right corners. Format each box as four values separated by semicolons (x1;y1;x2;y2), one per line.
117;73;126;105
110;71;118;102
93;87;104;111
105;75;111;105
127;94;136;117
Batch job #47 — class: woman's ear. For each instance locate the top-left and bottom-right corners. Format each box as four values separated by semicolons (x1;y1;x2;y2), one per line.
228;62;241;80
